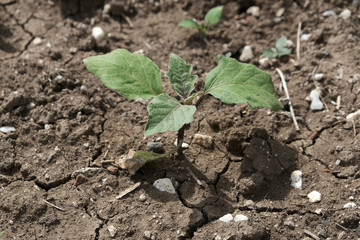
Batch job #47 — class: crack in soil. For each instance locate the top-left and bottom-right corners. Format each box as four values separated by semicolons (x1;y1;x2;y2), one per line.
35;174;71;191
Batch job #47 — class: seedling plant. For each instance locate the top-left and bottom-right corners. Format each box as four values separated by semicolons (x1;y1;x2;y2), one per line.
263;36;291;58
84;49;283;171
178;6;223;34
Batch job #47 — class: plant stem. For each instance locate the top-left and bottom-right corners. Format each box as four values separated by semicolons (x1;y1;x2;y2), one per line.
176;93;208;153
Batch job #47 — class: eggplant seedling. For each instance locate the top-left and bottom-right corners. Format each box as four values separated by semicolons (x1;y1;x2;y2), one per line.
84;49;283;174
178;6;223;34
263;36;291;58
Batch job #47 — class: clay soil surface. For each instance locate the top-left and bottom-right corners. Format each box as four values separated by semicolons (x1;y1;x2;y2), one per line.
1;0;360;239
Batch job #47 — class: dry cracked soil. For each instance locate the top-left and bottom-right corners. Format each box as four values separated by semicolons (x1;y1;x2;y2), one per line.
1;0;360;239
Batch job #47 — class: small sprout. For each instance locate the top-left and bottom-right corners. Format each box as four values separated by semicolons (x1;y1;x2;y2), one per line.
263;36;291;58
178;6;223;34
84;49;283;174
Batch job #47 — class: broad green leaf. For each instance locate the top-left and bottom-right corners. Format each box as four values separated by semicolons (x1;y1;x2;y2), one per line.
277;47;291;56
275;36;291;56
205;6;223;26
275;36;287;49
145;94;196;136
204;58;283;111
84;49;162;100
166;54;198;99
263;48;278;58
178;19;200;29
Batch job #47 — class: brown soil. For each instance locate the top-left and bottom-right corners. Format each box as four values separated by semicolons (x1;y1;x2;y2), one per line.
1;0;360;239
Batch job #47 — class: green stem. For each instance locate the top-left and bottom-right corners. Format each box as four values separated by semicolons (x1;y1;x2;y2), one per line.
176;93;208;154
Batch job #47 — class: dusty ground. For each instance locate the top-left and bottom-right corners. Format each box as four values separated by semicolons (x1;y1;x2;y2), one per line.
1;0;360;239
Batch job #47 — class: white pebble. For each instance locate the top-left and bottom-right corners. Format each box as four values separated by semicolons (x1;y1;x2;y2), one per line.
314;73;324;81
346;109;360;122
307;191;321;203
285;39;294;48
92;26;105;41
234;214;249;222
174;140;189;149
103;3;111;14
300;33;312;41
290;170;302;189
26;102;36;110
33;37;43;45
193;133;213;149
343;202;356;208
309;89;324;110
107;225;117;238
339;9;351;20
153;178;176;194
322;10;336;17
335;159;341;165
314;209;322;215
0;126;16;133
239;45;253;62
259;58;271;68
246;6;260;17
219;213;233;223
139;194;147;202
276;8;285;17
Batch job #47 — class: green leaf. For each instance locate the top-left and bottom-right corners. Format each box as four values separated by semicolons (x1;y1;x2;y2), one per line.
166;54;198;99
204;58;283;111
84;49;162;100
145;94;196;136
275;36;291;56
277;47;291;56
263;48;278;58
275;36;287;49
178;19;200;29
205;6;223;26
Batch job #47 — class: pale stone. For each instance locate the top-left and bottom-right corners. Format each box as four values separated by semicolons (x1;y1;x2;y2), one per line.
193;133;213;149
153;178;176;194
234;214;249;222
309;89;323;110
92;26;105;41
339;9;351;20
219;213;233;223
290;170;302;189
307;191;321;203
239;45;253;62
246;6;260;17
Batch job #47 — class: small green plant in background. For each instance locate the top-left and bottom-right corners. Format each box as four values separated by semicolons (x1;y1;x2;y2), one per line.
84;49;283;173
178;6;223;34
263;36;291;58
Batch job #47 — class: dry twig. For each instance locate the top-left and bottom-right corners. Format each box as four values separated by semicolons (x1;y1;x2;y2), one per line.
296;22;302;61
121;14;134;28
42;199;65;212
303;229;320;240
336;95;341;110
115;182;141;200
276;68;300;131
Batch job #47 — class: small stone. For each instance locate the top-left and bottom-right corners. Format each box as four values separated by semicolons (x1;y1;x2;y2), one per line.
301;33;312;41
343;202;356;208
309;89;324;110
290;170;302;189
9;220;13;225
316;225;327;238
33;37;43;45
243;199;255;209
339;9;351;20
285;39;294;48
103;3;111;14
69;47;78;54
239;45;253;62
92;26;105;41
335;159;341;165
322;10;336;17
174;140;189;148
153;178;176;194
335;145;343;152
219;213;233;223
307;191;321;203
144;230;152;239
314;73;324;81
276;8;285;17
234;214;249;222
246;6;260;17
139;194;147;202
26;102;36;110
146;142;164;153
259;57;271;68
107;225;117;238
107;166;118;174
0;126;16;133
193;134;214;149
314;209;322;215
284;216;295;229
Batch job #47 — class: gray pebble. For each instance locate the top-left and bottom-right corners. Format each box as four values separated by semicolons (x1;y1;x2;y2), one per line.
146;142;164;153
322;10;336;17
